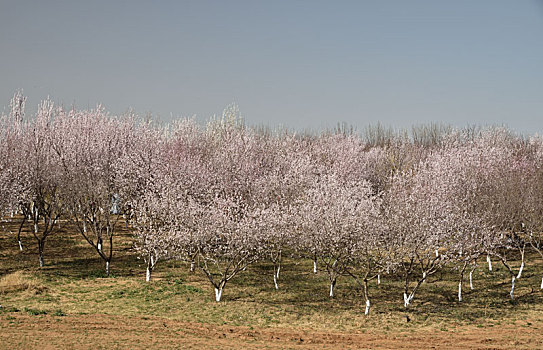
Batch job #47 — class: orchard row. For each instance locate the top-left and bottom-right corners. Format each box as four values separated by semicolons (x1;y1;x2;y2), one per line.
1;92;543;314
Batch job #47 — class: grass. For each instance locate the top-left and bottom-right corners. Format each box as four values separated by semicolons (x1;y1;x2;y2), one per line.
0;215;542;333
0;271;47;295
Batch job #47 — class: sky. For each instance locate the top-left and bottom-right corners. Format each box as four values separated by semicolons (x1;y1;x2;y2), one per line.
1;0;542;134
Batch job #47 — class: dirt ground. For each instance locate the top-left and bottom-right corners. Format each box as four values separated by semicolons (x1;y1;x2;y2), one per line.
1;313;541;350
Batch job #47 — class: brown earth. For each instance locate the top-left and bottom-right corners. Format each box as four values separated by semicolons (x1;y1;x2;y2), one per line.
1;313;541;349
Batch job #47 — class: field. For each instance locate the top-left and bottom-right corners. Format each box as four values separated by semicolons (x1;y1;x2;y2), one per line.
1;217;543;349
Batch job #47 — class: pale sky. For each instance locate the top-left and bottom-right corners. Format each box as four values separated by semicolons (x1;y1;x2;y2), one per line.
1;1;542;134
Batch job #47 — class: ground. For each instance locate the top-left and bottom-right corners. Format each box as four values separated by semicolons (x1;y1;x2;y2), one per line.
1;217;542;349
2;314;542;349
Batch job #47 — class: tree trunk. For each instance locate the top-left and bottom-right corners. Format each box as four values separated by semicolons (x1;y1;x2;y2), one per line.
17;217;26;251
377;274;380;285
510;276;516;300
363;278;371;315
458;261;467;302
215;287;223;302
146;266;152;282
516;262;524;279
487;254;492;271
403;268;411;308
38;238;45;268
105;261;110;276
273;264;279;290
329;278;336;298
517;244;526;279
146;255;153;282
403;292;414;308
469;264;477;290
275;249;282;279
313;259;317;274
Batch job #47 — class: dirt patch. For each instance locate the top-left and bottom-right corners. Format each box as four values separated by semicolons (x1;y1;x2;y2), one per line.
0;313;541;349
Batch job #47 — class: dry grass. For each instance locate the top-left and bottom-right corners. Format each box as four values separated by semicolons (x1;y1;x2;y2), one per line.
0;271;46;295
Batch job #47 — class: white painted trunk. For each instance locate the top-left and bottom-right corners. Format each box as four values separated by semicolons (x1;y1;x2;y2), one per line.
146;267;151;282
34;223;38;234
469;271;474;290
487;255;492;271
458;281;462;302
517;262;524;279
377;274;381;285
313;260;317;274
190;260;195;272
540;276;543;289
106;261;110;276
18;240;23;251
329;282;335;297
364;299;371;315
83;221;87;233
39;255;44;268
214;287;223;302
422;272;426;282
435;249;439;257
276;265;281;279
510;276;516;300
273;272;279;290
97;242;102;252
403;293;413;308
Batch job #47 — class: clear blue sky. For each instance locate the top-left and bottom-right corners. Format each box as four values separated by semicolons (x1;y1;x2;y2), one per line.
1;1;542;134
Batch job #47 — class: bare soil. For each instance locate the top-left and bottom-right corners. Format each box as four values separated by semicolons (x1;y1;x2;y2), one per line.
1;313;541;349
